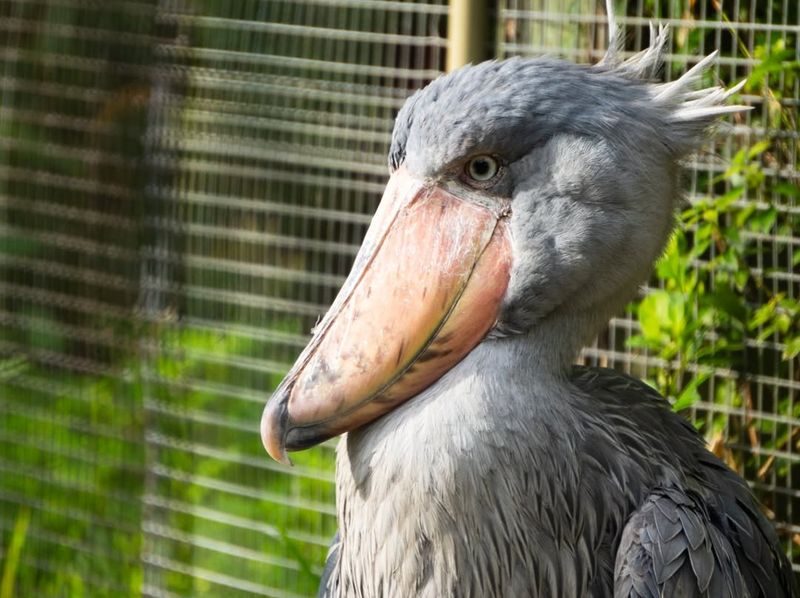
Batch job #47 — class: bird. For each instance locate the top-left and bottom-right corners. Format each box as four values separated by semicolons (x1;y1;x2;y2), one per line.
260;16;796;598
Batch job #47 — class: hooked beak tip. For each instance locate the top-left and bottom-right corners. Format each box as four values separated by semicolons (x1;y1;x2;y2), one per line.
261;394;293;466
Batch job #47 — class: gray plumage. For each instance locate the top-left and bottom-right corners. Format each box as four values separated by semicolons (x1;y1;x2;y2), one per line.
316;26;795;598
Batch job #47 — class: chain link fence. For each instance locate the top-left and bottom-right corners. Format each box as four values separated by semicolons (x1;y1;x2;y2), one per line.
0;1;796;596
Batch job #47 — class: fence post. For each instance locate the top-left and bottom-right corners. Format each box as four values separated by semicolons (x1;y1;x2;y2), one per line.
447;0;491;72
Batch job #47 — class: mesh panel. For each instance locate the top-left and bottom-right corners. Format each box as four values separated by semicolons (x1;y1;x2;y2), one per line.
139;2;445;595
0;0;447;595
0;0;797;596
0;1;156;594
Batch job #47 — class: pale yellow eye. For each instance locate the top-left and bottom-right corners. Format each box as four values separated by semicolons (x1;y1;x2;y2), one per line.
466;155;499;182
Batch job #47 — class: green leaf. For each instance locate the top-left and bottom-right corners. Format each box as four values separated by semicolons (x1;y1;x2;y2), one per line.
749;295;781;329
673;373;710;411
746;140;772;160
704;287;748;323
714;187;744;210
746;47;800;92
0;506;31;598
733;268;749;290
666;291;688;340
626;335;652;349
773;182;800;199
747;207;777;233
637;291;671;343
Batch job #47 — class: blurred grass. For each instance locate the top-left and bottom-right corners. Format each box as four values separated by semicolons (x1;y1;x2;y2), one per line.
0;325;336;597
0;2;342;593
0;505;29;598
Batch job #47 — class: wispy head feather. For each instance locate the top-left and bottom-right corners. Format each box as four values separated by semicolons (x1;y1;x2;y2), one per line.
649;46;750;152
597;3;749;152
599;18;749;153
390;16;749;174
611;23;670;80
600;2;668;80
598;0;622;67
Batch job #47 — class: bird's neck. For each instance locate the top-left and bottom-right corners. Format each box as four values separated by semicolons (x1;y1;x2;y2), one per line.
332;307;605;595
340;304;604;458
496;304;610;375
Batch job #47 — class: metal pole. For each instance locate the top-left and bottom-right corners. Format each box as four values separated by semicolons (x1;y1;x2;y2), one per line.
447;0;490;72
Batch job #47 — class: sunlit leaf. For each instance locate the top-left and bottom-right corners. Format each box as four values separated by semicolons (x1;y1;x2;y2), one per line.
673;373;711;411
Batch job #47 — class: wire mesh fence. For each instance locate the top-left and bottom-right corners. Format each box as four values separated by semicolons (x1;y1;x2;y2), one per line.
0;0;796;596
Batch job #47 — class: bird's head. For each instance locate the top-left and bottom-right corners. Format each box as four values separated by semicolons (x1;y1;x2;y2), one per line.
262;27;746;464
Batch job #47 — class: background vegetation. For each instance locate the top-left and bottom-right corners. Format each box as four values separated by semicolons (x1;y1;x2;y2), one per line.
0;0;797;596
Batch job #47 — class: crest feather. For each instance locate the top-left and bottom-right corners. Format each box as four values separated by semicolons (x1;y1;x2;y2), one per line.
612;23;670;80
652;50;750;141
599;7;750;152
598;0;622;67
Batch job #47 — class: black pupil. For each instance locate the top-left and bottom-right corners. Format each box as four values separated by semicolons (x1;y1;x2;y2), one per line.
472;159;490;177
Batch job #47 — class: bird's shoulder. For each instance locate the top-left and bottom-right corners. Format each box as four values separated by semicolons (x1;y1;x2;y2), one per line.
568;365;702;456
569;365;710;453
569;365;669;407
615;485;796;598
569;366;795;597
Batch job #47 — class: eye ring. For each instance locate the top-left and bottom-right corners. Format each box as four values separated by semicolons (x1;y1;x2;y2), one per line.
465;155;500;183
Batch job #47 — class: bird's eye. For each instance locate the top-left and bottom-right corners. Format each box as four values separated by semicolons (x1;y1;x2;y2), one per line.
465;155;499;183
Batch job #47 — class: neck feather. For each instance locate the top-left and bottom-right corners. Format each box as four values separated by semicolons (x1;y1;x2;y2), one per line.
331;302;623;595
499;298;619;376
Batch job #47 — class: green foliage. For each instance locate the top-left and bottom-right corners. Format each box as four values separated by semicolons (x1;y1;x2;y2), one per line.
747;39;800;95
0;325;335;597
145;325;334;596
0;506;30;598
631;142;798;400
627;30;799;551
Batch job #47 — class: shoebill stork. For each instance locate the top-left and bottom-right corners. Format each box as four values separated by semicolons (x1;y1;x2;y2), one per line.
260;21;796;598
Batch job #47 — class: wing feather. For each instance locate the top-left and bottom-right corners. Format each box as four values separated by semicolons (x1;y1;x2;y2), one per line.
318;531;340;598
574;367;795;597
614;485;796;597
614;491;745;598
